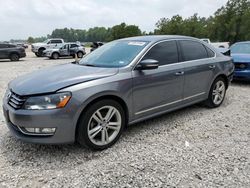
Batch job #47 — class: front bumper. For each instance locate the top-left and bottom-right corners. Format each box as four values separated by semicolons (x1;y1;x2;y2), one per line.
2;101;76;144
31;48;38;53
43;52;52;57
233;69;250;81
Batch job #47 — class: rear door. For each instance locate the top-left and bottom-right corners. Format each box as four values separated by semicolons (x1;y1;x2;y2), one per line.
0;44;9;58
132;40;184;118
178;40;216;100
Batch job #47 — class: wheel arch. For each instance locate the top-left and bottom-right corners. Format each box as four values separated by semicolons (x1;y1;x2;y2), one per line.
9;51;20;58
38;47;46;51
214;74;229;89
52;51;60;57
75;94;129;137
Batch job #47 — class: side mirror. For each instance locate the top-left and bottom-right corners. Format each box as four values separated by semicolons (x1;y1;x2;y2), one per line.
218;48;231;56
223;49;231;56
136;59;159;70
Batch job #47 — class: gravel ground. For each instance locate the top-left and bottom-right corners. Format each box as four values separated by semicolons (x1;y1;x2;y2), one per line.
0;50;250;188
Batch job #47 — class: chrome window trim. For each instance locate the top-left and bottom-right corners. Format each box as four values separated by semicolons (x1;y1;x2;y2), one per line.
131;38;217;70
135;92;206;115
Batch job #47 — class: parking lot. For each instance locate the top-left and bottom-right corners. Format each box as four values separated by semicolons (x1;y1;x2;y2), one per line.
0;49;250;187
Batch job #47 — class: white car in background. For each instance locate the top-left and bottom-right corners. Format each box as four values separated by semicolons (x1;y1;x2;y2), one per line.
31;38;64;57
201;38;230;49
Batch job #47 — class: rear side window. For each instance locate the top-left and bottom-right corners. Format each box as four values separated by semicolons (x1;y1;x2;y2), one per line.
180;40;208;61
51;40;63;44
205;46;215;58
70;44;78;48
8;44;16;48
142;41;179;66
0;44;7;48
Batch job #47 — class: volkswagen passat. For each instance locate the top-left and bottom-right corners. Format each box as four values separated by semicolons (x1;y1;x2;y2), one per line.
3;36;234;150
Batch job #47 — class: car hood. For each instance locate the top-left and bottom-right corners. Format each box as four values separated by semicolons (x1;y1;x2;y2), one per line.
32;42;45;47
231;53;250;63
9;63;119;96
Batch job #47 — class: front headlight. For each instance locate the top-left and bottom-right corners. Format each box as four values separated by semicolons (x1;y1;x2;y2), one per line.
24;92;71;110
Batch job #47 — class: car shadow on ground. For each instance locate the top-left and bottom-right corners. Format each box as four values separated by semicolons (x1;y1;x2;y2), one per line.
43;57;75;61
0;103;206;167
0;59;25;63
231;80;250;86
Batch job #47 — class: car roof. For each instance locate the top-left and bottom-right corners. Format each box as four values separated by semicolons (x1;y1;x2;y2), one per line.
119;35;199;42
64;42;78;45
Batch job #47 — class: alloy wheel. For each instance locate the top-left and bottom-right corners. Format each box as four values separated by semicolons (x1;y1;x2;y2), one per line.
212;80;225;105
87;106;122;146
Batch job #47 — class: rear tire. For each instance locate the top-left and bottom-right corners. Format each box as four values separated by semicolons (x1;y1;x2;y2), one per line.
76;99;125;150
10;53;19;61
52;52;59;59
205;77;226;108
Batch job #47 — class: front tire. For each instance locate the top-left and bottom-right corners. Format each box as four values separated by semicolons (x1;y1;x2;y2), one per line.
37;48;45;57
77;51;84;58
205;77;226;108
76;99;125;150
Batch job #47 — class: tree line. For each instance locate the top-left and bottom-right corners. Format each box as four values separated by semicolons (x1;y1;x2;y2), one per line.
27;0;250;44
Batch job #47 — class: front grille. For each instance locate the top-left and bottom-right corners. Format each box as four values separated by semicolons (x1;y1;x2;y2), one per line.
8;91;26;109
234;63;248;70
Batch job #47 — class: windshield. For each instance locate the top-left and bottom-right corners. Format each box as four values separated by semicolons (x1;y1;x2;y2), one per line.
43;39;49;43
79;40;148;67
231;43;250;54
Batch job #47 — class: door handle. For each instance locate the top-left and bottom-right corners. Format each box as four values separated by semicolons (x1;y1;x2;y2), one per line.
175;71;184;76
209;65;216;69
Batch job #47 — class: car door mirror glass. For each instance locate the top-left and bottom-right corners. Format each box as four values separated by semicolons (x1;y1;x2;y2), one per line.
136;59;159;70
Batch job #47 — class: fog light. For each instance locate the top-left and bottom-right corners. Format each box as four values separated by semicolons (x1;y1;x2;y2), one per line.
23;127;56;135
41;128;56;133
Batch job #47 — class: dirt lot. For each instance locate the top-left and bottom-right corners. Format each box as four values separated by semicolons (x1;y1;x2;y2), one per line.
0;49;250;187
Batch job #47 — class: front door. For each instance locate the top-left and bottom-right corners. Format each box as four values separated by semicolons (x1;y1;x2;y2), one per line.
59;44;70;56
132;40;184;118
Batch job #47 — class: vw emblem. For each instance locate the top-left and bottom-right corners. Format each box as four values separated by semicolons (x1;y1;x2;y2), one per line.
7;91;12;99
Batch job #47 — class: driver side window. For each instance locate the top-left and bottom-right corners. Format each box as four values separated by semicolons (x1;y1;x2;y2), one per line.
142;41;179;66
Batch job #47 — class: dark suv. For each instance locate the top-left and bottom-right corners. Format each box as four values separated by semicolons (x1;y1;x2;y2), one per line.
0;43;26;61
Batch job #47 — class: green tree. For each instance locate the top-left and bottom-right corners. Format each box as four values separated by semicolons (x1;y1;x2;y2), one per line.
110;23;142;40
154;15;184;35
207;0;250;43
27;37;35;44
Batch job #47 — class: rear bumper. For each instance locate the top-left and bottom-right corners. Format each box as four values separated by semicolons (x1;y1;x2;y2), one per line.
20;52;26;58
233;69;250;81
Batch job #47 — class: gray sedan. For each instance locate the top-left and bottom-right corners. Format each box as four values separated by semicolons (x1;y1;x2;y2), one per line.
2;35;234;150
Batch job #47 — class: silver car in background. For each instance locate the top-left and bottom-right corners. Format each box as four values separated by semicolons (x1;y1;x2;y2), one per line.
2;35;234;150
43;43;86;59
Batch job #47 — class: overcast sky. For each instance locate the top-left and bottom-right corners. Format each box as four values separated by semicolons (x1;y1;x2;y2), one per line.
0;0;228;41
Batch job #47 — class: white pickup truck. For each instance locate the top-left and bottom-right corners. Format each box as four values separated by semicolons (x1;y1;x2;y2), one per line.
31;38;64;57
201;38;230;49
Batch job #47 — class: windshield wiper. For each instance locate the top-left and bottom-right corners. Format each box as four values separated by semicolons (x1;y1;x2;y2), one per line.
71;61;79;64
81;63;97;67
